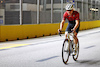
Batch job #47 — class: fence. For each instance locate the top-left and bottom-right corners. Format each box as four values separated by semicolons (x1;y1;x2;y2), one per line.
0;0;100;25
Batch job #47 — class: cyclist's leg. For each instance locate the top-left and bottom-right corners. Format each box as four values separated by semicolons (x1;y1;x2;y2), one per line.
73;25;79;44
65;32;68;39
73;32;78;44
73;27;80;56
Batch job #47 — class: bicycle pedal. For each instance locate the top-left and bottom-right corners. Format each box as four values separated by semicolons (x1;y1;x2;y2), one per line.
72;54;76;56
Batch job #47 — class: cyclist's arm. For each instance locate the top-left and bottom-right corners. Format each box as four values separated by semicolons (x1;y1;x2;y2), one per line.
60;20;65;30
73;12;80;32
73;20;79;32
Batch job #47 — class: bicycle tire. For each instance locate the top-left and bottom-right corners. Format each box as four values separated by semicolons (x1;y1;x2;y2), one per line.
72;40;79;61
62;39;70;64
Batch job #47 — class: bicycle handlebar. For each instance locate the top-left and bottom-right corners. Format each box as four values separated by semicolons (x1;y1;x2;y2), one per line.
58;30;73;37
58;30;62;36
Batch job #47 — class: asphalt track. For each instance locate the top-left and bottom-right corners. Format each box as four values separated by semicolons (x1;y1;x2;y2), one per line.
0;27;100;67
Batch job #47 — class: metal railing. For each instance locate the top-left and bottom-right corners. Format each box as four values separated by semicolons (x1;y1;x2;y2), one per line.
0;0;100;25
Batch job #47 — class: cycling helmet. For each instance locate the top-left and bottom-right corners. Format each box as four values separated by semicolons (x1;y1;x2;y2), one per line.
65;4;73;10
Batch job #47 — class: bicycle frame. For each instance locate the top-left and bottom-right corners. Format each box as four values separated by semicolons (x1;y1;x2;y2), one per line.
59;31;75;54
59;31;79;64
67;32;74;54
67;32;74;41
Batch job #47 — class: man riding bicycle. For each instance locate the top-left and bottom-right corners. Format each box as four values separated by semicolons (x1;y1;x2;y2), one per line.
58;3;80;55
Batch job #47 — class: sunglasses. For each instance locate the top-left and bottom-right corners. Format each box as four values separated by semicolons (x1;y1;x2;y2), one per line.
67;10;72;11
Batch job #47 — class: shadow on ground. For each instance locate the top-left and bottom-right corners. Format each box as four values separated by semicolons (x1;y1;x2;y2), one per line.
76;60;100;65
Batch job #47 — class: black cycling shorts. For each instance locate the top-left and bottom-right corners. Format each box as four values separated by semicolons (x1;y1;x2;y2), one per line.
65;22;80;33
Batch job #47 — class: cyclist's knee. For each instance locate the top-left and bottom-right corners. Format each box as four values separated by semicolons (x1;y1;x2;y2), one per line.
65;31;68;38
73;32;77;38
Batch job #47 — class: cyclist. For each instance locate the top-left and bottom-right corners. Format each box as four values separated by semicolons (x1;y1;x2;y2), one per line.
58;3;80;55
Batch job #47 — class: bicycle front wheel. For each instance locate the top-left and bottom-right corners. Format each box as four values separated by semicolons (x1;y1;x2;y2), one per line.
62;39;70;64
73;40;79;61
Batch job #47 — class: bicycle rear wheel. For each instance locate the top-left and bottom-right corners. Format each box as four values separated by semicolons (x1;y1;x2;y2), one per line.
62;39;70;64
73;40;79;61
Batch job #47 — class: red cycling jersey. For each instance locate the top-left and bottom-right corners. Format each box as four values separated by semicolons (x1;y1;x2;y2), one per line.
63;11;80;21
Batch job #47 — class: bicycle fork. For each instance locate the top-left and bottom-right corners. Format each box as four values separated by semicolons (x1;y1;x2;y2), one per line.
69;40;74;56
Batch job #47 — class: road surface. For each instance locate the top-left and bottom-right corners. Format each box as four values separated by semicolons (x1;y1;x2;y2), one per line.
0;27;100;67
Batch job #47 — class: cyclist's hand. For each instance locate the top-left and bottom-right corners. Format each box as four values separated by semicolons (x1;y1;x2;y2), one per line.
72;29;75;33
58;29;62;36
58;29;61;33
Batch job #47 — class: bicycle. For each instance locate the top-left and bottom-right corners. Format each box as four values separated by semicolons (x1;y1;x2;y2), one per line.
59;30;79;64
